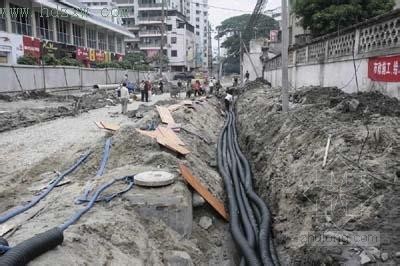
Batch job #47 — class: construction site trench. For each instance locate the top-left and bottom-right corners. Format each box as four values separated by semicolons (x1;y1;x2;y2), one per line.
0;80;400;265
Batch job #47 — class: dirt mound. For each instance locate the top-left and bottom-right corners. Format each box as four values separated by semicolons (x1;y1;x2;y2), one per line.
237;86;400;265
2;97;235;265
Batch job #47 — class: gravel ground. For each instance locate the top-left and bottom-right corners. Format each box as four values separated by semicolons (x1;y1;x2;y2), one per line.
0;94;171;179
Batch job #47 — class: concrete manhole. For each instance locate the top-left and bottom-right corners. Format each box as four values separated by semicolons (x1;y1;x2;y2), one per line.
135;171;175;187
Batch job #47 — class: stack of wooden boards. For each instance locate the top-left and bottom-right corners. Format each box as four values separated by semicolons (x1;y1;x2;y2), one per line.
137;101;195;156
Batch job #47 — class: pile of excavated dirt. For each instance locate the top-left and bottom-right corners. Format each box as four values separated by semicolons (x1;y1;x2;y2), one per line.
1;97;235;265
237;85;400;265
0;89;119;132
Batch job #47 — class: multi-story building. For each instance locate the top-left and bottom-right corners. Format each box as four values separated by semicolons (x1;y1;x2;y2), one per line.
79;0;122;25
114;0;196;71
188;0;209;72
0;0;134;65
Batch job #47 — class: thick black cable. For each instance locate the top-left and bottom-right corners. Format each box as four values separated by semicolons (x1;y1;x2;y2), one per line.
217;113;262;266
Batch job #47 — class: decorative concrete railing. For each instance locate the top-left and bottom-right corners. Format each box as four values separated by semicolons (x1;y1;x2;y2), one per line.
265;9;400;70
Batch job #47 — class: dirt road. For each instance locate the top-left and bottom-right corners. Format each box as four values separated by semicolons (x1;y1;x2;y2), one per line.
0;94;171;179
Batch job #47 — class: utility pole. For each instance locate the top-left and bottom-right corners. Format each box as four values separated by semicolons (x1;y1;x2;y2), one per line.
160;0;165;77
281;0;289;112
217;29;221;80
239;31;243;86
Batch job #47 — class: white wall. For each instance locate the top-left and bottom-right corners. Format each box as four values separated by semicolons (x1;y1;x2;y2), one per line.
265;58;400;99
0;65;162;93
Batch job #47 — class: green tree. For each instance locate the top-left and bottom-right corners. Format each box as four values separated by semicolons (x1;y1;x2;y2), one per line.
294;0;395;36
216;14;279;58
17;55;38;65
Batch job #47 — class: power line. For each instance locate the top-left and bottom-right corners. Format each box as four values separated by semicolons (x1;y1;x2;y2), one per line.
188;1;252;13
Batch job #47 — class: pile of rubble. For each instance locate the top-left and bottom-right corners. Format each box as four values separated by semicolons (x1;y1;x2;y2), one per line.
0;97;237;265
236;84;400;265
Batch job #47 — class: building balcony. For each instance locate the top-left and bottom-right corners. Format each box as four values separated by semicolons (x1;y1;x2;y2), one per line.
138;3;163;10
137;16;163;24
139;30;162;37
139;43;162;49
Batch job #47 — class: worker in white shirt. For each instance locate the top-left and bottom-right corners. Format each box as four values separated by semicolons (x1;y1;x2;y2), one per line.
224;89;233;111
119;82;129;114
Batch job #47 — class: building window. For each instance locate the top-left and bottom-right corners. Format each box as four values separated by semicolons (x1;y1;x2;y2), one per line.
35;13;53;40
196;10;201;14
196;17;199;22
167;24;172;31
87;28;97;49
203;11;208;16
196;31;199;36
0;1;6;32
196;25;199;29
117;37;122;53
56;19;69;44
108;34;115;52
98;32;107;50
72;24;83;46
10;4;32;36
196;3;199;7
171;50;177;57
171;37;177;44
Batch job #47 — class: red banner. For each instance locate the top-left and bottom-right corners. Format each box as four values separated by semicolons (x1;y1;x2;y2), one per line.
368;55;400;82
23;36;41;58
76;47;89;61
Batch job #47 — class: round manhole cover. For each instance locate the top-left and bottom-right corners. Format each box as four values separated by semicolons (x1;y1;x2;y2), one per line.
135;171;175;187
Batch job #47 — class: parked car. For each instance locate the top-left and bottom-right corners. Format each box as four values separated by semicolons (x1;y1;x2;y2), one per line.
173;72;194;80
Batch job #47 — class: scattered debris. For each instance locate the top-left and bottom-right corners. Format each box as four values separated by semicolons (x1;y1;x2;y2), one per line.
359;250;374;264
157;105;175;124
180;164;229;221
192;192;206;207
199;216;213;230
163;250;194;266
381;252;389;262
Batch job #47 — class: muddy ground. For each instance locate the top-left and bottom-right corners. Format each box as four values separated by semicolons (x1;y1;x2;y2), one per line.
0;96;236;265
0;89;119;132
237;82;400;265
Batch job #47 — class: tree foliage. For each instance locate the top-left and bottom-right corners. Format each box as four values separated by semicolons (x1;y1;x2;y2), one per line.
216;14;279;58
294;0;395;36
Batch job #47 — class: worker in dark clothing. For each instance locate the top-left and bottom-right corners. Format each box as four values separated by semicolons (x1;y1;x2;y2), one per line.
159;80;164;94
245;71;250;82
144;80;150;102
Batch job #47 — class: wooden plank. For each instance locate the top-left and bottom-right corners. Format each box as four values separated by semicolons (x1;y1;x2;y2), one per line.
156;105;175;124
94;121;105;129
136;128;160;139
157;136;190;155
168;104;183;112
179;164;229;221
158;126;185;146
100;121;120;131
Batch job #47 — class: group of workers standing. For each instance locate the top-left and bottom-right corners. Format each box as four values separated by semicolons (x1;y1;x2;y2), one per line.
116;71;251;115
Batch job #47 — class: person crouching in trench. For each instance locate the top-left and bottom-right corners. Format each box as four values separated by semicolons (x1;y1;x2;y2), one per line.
225;89;233;111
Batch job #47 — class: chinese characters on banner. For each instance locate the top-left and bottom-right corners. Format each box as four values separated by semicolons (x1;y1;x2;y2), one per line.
368;55;400;82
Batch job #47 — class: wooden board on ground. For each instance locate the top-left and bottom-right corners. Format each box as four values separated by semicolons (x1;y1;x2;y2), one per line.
156;105;175;124
158;127;185;146
94;121;105;129
100;121;120;131
158;136;190;155
179;164;229;221
136;128;159;139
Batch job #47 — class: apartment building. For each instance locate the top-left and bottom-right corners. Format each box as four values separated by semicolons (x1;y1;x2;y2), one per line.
113;0;196;71
188;0;209;71
79;0;122;25
0;0;134;65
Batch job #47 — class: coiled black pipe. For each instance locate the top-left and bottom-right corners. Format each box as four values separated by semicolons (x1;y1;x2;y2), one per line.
217;105;280;265
0;227;63;266
218;114;262;266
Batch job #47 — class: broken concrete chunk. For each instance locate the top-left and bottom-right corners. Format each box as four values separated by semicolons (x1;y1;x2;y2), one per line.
192;192;206;207
366;247;381;259
360;250;374;265
164;250;194;266
381;252;389;262
199;216;213;230
349;99;360;112
395;252;400;258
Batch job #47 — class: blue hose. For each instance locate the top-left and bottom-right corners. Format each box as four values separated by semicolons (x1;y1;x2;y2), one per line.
0;151;92;224
75;138;112;204
96;138;112;177
59;176;134;232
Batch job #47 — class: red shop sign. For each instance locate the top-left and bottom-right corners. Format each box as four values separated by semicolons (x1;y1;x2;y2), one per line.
368;55;400;82
23;36;41;58
76;47;89;61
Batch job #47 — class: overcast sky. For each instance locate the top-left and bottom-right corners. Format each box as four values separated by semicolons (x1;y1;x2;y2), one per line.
209;0;281;28
208;0;281;55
